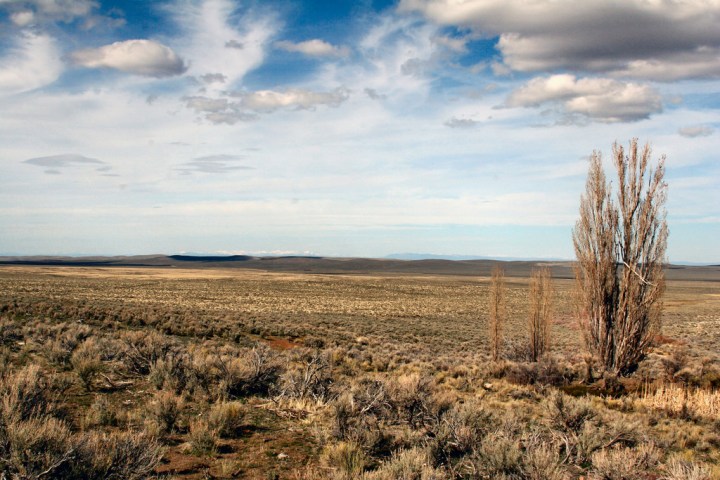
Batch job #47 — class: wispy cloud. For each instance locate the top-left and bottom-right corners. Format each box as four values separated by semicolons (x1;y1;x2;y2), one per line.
0;32;62;95
22;153;108;175
176;154;254;174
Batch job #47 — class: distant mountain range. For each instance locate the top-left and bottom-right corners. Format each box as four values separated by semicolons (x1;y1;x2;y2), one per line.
385;253;569;262
1;254;718;281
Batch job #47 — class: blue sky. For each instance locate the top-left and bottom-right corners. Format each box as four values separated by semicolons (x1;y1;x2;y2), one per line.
1;0;719;263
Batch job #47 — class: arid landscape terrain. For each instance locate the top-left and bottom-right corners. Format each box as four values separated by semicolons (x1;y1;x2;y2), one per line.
1;258;719;479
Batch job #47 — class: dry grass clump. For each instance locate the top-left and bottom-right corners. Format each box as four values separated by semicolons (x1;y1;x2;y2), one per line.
590;443;661;479
639;383;720;420
320;441;368;479
208;401;244;438
362;447;446;480
187;418;219;457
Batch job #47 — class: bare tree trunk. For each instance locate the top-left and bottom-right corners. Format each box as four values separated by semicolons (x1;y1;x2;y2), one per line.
529;267;552;362
573;139;667;375
489;266;505;362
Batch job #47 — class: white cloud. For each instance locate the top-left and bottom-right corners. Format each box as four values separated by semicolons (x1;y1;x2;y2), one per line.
505;74;662;123
275;39;350;57
678;125;715;138
238;87;350;112
10;10;35;26
71;39;187;77
399;0;720;80
0;32;62;95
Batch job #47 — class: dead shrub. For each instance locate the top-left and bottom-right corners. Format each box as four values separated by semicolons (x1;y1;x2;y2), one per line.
119;330;177;376
72;430;163;480
211;346;282;399
276;350;334;402
386;373;434;428
428;400;495;467
0;415;74;479
0;364;56;421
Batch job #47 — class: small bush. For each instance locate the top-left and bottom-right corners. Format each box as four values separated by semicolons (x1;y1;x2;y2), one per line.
84;395;118;428
188;419;218;457
363;447;447;480
71;339;105;391
0;364;55;421
321;441;367;479
73;430;163;480
590;443;661;479
0;415;74;479
147;389;183;434
208;401;244;438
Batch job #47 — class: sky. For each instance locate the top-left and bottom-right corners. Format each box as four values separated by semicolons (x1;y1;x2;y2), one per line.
1;0;719;263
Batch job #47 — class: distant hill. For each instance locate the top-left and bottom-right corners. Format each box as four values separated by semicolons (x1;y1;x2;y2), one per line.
1;255;719;281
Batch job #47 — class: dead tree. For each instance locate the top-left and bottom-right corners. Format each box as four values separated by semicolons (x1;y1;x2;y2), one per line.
489;266;506;362
528;267;552;362
573;139;668;375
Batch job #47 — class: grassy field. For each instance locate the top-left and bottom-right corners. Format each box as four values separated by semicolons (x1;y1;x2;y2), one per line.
1;265;719;479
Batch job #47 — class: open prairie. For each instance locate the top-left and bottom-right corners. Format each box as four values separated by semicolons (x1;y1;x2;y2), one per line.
1;263;719;479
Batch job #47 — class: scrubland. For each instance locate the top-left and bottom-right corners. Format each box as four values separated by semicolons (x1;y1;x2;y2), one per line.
1;265;719;479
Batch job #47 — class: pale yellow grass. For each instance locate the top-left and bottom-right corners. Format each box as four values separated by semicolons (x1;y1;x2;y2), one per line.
639;383;720;419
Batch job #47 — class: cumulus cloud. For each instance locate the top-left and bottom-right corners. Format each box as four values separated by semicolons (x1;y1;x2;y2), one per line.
399;0;720;80
237;87;350;112
275;39;350;57
505;74;662;123
0;32;63;95
10;10;35;26
678;125;715;138
71;39;187;77
177;154;254;174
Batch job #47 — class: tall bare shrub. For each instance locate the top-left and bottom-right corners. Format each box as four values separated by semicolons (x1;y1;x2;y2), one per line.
489;266;505;361
573;139;668;375
529;267;552;362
